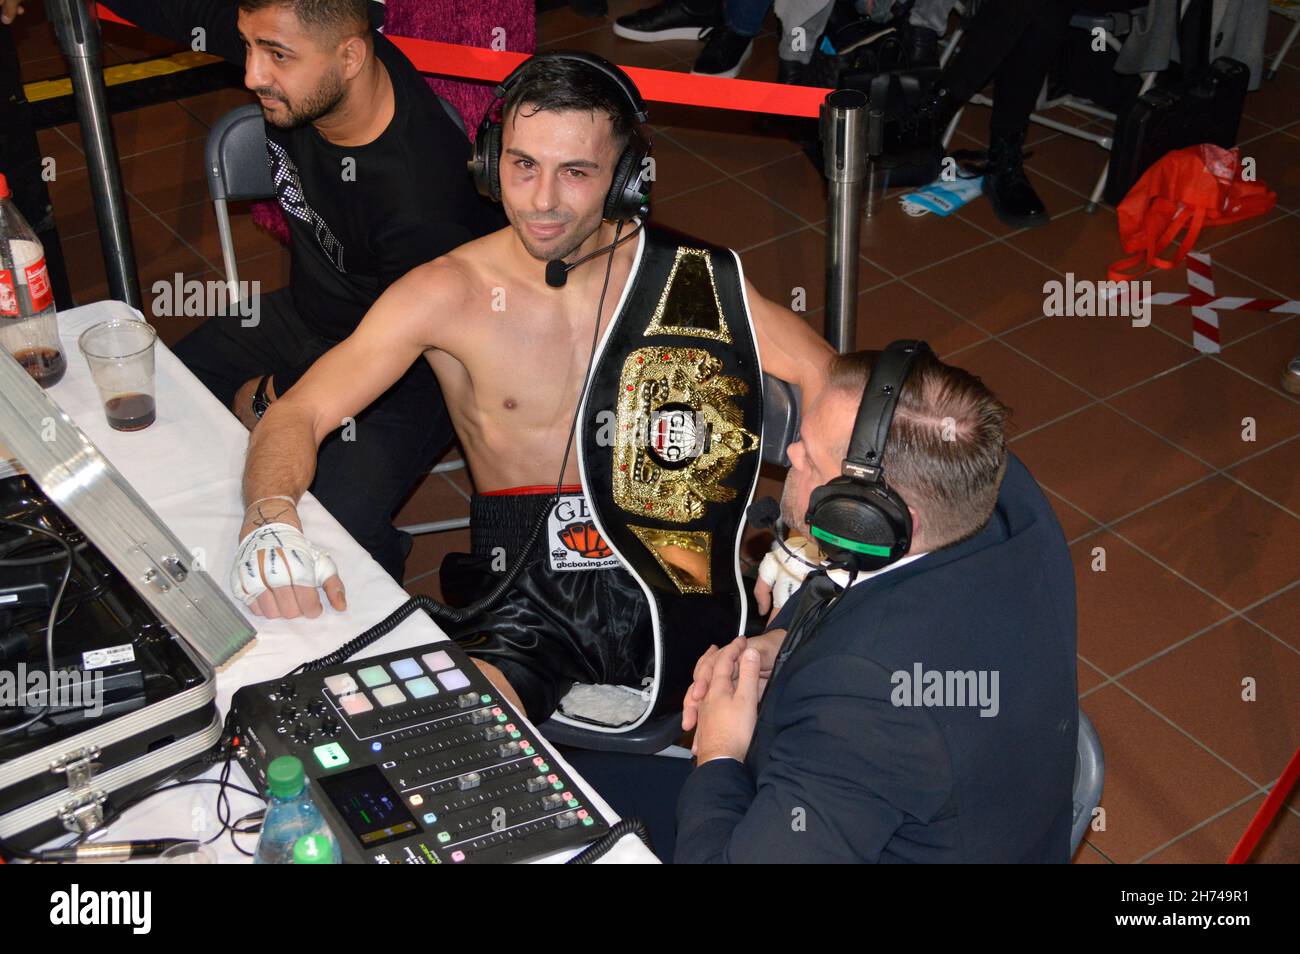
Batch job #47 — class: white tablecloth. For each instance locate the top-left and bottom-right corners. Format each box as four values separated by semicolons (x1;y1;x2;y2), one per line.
36;300;656;864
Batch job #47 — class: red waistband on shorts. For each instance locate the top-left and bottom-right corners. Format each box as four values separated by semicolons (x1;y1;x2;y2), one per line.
479;484;583;496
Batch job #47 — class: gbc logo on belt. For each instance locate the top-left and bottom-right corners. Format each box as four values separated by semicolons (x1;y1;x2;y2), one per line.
548;494;620;572
642;403;708;468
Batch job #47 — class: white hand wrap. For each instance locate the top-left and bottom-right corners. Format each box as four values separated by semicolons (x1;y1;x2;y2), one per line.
230;522;339;606
757;535;820;613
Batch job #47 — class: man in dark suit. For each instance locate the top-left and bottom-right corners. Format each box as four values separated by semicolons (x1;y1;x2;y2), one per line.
677;347;1078;862
570;347;1078;862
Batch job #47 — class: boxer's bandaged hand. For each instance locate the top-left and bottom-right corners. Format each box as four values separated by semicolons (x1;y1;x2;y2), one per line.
758;535;819;613
230;522;338;605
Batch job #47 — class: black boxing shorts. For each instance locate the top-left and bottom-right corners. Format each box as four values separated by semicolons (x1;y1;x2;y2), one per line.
439;485;654;722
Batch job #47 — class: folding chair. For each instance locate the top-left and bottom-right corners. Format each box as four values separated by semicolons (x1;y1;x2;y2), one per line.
1266;0;1300;80
1072;708;1105;855
939;3;1164;212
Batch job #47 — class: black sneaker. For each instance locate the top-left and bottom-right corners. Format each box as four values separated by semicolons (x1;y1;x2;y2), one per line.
691;25;753;78
613;0;718;43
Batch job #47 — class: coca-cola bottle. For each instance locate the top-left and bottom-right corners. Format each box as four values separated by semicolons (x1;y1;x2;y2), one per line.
0;172;66;388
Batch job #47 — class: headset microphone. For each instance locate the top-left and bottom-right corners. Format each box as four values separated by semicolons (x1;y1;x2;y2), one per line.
745;495;781;532
544;219;644;289
746;496;824;572
544;259;569;288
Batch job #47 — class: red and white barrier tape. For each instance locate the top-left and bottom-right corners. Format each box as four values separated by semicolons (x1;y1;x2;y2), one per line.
1141;253;1298;354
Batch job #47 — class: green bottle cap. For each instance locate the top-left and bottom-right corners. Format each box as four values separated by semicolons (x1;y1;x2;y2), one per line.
293;834;334;864
267;755;306;799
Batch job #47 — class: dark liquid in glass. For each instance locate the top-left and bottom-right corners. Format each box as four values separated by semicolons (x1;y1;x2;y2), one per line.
105;392;156;431
14;346;66;388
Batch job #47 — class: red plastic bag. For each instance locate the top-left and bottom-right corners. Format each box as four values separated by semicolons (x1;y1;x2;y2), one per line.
1108;144;1276;283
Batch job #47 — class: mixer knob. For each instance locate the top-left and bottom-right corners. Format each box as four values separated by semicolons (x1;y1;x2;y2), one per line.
277;681;297;700
483;725;506;741
541;793;563;810
555;810;579;829
319;717;341;738
291;722;314;744
458;772;482;791
470;709;493;724
277;704;299;724
527;776;550;793
306;699;328;718
498;741;521;758
457;692;479;709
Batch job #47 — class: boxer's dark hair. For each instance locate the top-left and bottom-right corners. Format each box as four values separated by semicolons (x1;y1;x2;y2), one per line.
238;0;371;42
502;57;636;150
828;349;1012;550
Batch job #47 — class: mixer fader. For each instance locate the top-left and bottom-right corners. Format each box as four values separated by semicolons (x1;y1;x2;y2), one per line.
230;641;610;863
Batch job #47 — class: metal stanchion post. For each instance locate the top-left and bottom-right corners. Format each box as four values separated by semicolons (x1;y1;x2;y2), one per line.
48;0;140;307
820;89;868;354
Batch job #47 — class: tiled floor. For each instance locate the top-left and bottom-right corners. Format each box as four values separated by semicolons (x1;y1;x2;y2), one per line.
13;1;1298;864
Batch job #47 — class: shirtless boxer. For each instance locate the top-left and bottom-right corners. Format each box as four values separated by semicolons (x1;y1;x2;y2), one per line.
230;52;833;719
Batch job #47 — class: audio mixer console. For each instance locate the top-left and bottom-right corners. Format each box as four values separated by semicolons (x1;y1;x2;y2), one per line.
230;641;611;864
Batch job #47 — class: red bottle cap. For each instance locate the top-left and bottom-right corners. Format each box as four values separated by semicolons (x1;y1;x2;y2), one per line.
0;173;9;199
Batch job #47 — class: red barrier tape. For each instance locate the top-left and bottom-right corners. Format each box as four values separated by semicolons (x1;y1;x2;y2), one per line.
1227;744;1300;863
95;4;830;119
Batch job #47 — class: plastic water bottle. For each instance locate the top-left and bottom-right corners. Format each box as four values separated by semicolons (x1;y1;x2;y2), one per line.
0;173;65;388
293;833;335;864
253;755;341;864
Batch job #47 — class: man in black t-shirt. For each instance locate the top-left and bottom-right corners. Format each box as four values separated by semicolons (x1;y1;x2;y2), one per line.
101;0;504;579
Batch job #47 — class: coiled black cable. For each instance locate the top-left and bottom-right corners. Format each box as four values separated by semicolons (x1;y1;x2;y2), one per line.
565;817;653;864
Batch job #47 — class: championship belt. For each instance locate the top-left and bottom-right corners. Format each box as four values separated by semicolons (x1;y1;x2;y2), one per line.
578;226;763;726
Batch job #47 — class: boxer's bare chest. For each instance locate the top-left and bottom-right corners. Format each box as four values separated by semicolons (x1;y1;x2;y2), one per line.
430;253;634;485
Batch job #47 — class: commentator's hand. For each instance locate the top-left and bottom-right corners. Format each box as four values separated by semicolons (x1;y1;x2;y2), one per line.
691;637;762;764
682;629;785;733
231;509;346;619
2;1;27;26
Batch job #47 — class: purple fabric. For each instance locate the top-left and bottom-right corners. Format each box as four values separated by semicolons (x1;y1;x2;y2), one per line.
385;0;536;139
254;0;535;245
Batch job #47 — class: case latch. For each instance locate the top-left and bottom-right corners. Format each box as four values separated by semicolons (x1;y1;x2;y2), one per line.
51;745;102;790
58;790;108;834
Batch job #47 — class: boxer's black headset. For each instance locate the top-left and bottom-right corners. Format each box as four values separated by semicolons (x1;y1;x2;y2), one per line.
299;54;653;671
469;50;653;287
805;339;931;573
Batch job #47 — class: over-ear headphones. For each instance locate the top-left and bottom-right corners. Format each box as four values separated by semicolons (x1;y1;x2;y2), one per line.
805;339;931;572
468;50;653;222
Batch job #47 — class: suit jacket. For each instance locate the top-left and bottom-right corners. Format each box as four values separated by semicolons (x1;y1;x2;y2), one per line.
675;454;1078;863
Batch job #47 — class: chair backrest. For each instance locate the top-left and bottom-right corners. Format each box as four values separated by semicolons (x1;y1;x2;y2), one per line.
206;104;275;203
205;94;469;205
437;94;468;137
761;374;800;468
1071;708;1105;855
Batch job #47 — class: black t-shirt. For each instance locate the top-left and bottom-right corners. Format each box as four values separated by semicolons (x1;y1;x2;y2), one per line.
102;0;504;382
